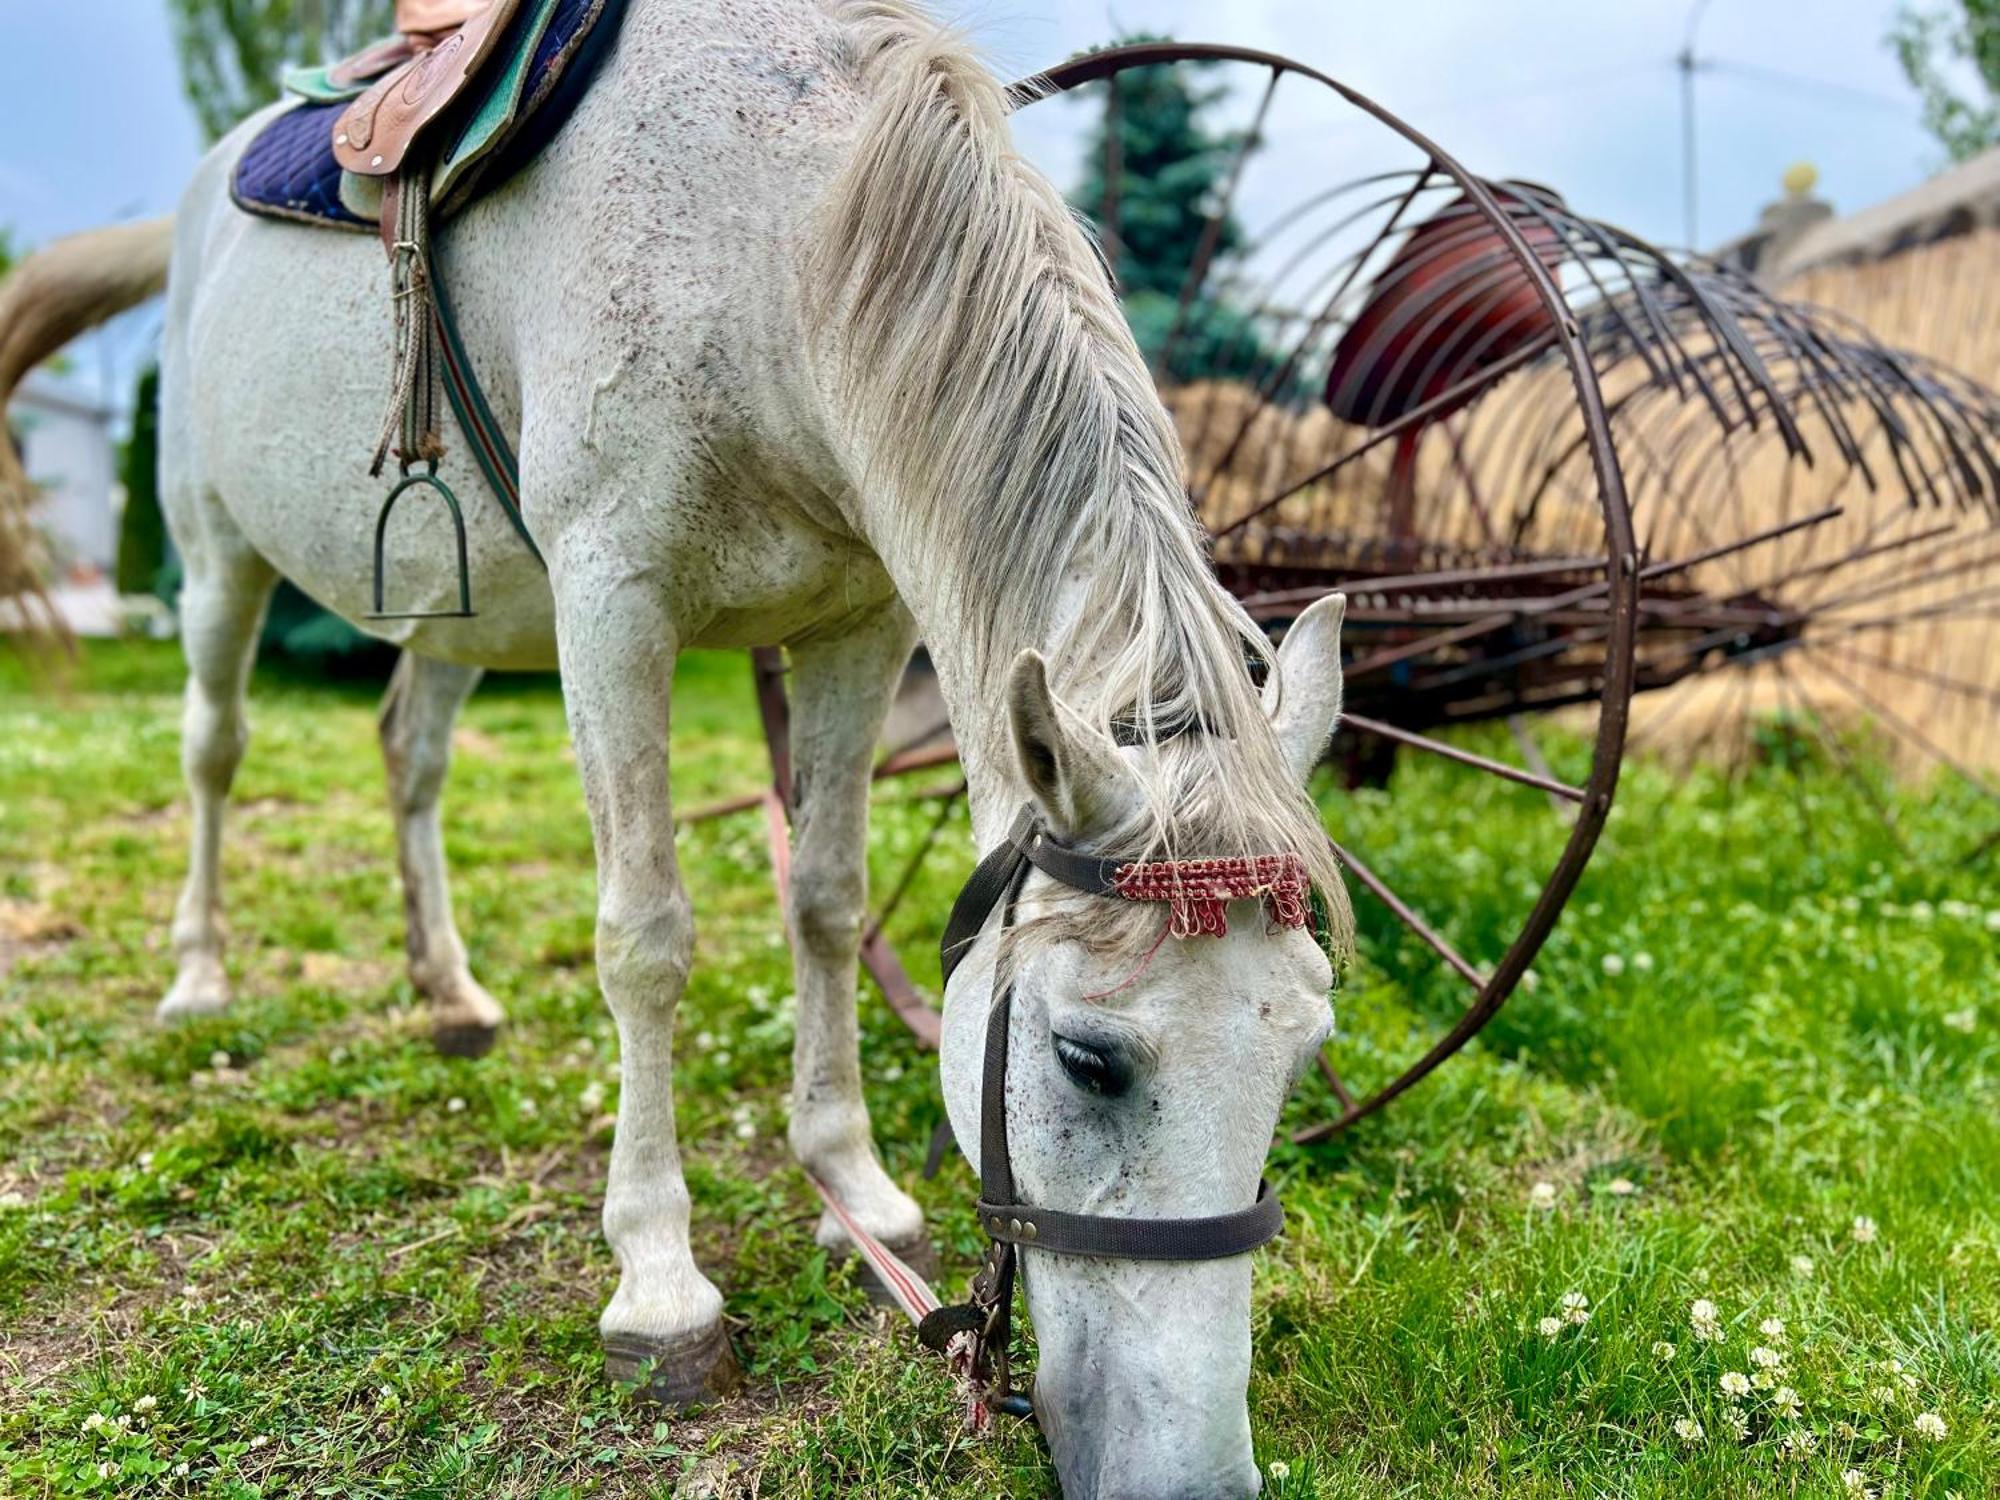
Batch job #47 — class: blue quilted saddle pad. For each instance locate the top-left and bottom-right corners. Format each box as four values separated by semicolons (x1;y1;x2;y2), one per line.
233;0;628;232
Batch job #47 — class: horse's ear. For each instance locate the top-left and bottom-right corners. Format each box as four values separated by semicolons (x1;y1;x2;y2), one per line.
1006;650;1130;838
1262;593;1345;783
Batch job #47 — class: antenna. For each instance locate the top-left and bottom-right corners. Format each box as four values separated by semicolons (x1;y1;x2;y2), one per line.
1678;0;1715;249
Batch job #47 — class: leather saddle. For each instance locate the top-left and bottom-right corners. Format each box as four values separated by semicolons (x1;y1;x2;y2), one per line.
236;0;627;232
331;0;523;180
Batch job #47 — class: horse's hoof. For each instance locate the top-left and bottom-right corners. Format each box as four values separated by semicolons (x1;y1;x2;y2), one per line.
156;976;230;1022
604;1323;741;1409
855;1234;940;1307
431;1019;501;1058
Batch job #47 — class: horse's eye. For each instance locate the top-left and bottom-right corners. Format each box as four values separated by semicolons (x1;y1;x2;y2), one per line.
1052;1033;1129;1097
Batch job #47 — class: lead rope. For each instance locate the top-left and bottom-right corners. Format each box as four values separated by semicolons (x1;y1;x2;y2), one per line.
806;1173;1000;1433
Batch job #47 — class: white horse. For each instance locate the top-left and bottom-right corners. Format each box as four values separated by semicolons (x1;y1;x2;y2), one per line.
8;2;1352;1493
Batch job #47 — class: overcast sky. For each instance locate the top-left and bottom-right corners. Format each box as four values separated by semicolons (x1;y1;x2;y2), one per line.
0;0;1953;409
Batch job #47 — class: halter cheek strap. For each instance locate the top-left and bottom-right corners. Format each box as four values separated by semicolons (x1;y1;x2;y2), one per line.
921;807;1291;1419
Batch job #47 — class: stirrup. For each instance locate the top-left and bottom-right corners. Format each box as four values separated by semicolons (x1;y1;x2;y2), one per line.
367;462;476;619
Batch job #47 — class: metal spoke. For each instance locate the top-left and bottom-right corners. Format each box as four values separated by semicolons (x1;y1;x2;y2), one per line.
1327;839;1486;989
1340;712;1586;802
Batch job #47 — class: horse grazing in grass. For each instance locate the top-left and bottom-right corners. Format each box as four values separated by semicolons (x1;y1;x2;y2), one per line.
4;3;1351;1492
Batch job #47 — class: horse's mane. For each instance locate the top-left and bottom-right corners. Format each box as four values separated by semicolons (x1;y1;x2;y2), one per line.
809;1;1348;953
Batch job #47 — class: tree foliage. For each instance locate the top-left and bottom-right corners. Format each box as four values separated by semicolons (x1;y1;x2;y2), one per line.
1889;0;2000;162
1069;39;1278;383
167;0;394;141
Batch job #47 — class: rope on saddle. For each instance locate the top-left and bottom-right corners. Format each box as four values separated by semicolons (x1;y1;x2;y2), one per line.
370;165;448;477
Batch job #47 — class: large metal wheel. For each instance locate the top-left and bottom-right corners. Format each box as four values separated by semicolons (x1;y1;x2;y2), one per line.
1012;43;1640;1139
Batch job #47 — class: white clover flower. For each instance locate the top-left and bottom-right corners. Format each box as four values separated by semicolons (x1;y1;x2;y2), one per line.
1908;900;1935;923
1601;953;1626;976
1267;1461;1291;1482
114;1414;131;1431
1913;1411;1946;1441
97;1463;115;1480
1942;1007;1976;1034
1718;1406;1749;1440
1690;1297;1718;1322
137;1152;153;1171
1633;952;1655;971
1690;1298;1724;1341
1751;1367;1777;1390
1528;1181;1557;1210
735;1118;757;1140
209;1050;231;1070
1840;1470;1873;1498
578;1080;607;1113
1607;1176;1637;1197
1672;1416;1702;1443
1869;1384;1900;1405
446;1096;466;1113
249;1434;269;1450
83;1412;107;1432
1652;1340;1676;1362
517;1097;538;1118
1720;1371;1751;1398
1790;1255;1814;1277
1758;1317;1786;1342
1560;1292;1590;1325
1986;908;2000;931
1772;1386;1801;1416
1537;1316;1564;1338
174;1462;191;1477
133;1395;157;1414
1751;1346;1784;1369
1850;1215;1878;1244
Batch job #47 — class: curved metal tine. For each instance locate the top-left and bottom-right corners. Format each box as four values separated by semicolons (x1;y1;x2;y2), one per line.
1515;193;1687;396
1215;340;1549;542
1326;838;1486;990
1338;712;1586;803
1822;644;2000;709
1809;542;2000;620
1756;478;1924;613
1199;164;1443;495
1610;242;1807;457
1812;586;2000;642
1722;291;1879;479
1160;64;1281;378
1764;652;1822;858
1771;650;1912;862
1805;653;2000;810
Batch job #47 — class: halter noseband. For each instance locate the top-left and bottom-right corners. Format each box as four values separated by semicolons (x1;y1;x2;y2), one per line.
916;807;1304;1421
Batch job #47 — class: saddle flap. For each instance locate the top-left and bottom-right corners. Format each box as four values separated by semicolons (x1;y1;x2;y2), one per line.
333;0;525;177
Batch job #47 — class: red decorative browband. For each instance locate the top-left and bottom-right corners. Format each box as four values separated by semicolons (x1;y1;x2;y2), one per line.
1110;853;1312;938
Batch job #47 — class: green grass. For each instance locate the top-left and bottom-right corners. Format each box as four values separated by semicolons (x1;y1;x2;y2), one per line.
1;639;1994;1498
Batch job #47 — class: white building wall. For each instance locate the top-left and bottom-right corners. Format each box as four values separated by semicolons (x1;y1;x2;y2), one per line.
10;373;118;576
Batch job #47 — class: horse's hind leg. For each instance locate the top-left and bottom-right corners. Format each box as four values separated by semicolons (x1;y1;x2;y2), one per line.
378;652;506;1056
158;531;277;1021
783;605;930;1283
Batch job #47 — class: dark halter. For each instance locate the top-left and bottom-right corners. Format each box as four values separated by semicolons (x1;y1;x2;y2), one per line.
915;807;1289;1420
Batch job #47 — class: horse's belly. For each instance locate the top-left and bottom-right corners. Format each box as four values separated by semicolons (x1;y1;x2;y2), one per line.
175;204;560;670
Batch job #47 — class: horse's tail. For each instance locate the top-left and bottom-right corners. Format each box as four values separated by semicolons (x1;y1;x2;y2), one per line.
0;217;175;639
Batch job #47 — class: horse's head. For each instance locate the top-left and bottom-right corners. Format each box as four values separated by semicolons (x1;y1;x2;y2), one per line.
940;596;1347;1500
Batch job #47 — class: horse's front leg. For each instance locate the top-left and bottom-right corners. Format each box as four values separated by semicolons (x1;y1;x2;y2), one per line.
785;605;930;1277
377;651;506;1056
551;554;738;1406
